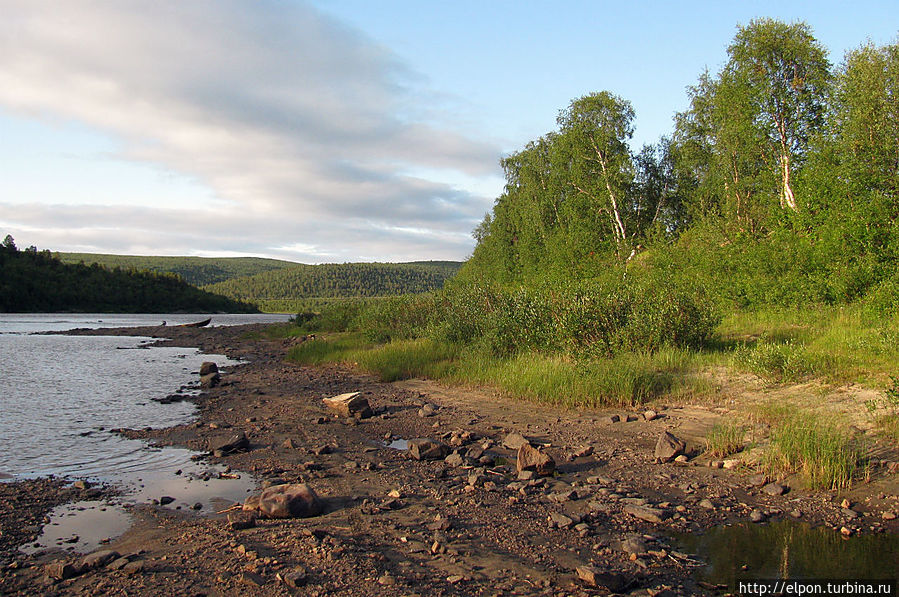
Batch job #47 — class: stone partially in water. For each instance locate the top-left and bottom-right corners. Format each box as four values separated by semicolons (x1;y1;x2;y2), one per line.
199;362;218;376
209;432;249;455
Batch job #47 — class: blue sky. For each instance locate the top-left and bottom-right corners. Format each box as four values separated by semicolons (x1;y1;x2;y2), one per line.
0;1;896;262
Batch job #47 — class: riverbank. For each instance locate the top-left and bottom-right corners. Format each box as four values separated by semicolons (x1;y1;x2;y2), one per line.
2;323;897;595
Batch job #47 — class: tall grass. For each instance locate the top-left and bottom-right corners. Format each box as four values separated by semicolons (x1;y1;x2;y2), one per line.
762;408;864;490
705;420;746;458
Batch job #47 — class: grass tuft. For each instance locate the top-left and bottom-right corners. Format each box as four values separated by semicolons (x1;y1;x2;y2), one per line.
705;420;746;458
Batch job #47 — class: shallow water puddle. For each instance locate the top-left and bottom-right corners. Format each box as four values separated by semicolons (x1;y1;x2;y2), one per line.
20;500;132;556
676;520;899;584
20;453;257;555
387;438;409;450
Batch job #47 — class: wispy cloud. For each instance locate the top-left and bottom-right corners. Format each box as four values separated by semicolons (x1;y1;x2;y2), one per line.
0;0;500;261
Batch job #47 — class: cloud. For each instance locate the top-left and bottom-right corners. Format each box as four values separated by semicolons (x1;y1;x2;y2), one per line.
0;0;500;261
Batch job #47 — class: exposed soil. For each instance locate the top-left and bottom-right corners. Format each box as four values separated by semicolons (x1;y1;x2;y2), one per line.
2;323;897;596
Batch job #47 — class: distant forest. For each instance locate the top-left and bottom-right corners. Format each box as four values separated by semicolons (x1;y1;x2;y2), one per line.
56;253;296;286
203;261;462;311
1;236;257;313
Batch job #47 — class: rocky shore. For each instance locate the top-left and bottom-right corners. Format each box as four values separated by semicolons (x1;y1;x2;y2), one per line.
1;323;897;595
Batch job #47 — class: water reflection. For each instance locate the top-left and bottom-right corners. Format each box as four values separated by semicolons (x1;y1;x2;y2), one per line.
677;520;899;584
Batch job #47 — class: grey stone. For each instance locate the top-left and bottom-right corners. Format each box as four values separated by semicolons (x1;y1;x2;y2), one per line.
502;432;530;450
762;483;787;496
623;504;668;523
81;549;120;570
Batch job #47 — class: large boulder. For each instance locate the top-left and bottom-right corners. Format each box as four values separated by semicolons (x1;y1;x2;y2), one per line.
256;483;322;519
408;438;449;461
516;444;555;476
654;431;685;463
322;392;373;419
199;362;218;376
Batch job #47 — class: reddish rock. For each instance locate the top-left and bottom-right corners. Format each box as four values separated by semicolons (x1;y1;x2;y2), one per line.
516;444;555;476
257;483;322;518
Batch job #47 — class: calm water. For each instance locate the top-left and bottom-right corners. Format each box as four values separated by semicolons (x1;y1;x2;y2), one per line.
0;313;288;479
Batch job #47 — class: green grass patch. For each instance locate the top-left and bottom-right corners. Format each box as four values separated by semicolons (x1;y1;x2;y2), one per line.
705;420;746;458
761;407;864;490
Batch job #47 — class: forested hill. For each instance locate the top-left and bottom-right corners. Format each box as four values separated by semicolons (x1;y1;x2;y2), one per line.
2;238;257;313
56;253;296;286
203;261;462;306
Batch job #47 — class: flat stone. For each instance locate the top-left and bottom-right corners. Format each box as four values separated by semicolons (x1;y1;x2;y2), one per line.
570;445;594;458
841;508;859;519
502;432;530;450
81;549;120;570
762;482;787;496
322;392;373;419
444;452;464;467
576;566;626;591
549;512;573;528
408;438;449;460
209;432;249;455
623;504;668;523
122;560;146;575
698;499;715;510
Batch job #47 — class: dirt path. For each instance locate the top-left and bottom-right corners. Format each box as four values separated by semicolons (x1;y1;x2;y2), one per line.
2;324;897;595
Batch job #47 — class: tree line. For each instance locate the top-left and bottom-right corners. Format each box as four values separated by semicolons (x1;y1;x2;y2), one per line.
204;261;462;304
465;19;898;312
56;253;296;286
1;236;258;313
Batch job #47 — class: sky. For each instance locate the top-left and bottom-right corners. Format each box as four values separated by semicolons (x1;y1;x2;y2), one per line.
0;1;896;263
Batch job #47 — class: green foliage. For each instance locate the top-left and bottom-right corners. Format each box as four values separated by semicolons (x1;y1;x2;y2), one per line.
705;420;746;458
204;261;461;308
56;253;295;286
763;409;862;490
1;237;257;313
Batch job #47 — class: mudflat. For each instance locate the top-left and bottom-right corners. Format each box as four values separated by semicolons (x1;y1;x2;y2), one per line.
2;323;897;595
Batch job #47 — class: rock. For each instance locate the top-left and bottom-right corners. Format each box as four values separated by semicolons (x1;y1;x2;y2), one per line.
282;438;298;449
72;480;90;490
378;573;396;586
882;512;896;521
698;499;715;510
841;508;859;519
46;562;82;581
619;535;647;554
122;560;145;575
209;431;249;455
444;452;464;467
840;498;851;509
576;566;626;591
322;392;373;419
516;444;555;476
762;483;787;496
549;512;573;528
159;496;175;506
228;511;257;530
418;403;438;417
749;510;766;523
643;410;659;421
790;509;803;519
200;372;221;388
199;361;219;376
654;431;685;463
709;460;724;468
570;445;594;458
517;470;536;481
281;568;308;588
723;459;741;469
408;438;449;460
625;414;640;422
674;455;688;463
241;571;266;586
503;432;531;450
748;473;768;487
623;504;668;523
81;550;120;570
108;557;132;571
840;526;852;536
256;483;322;518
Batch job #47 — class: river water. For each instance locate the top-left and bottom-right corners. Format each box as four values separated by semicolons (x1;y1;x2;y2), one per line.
0;313;289;554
